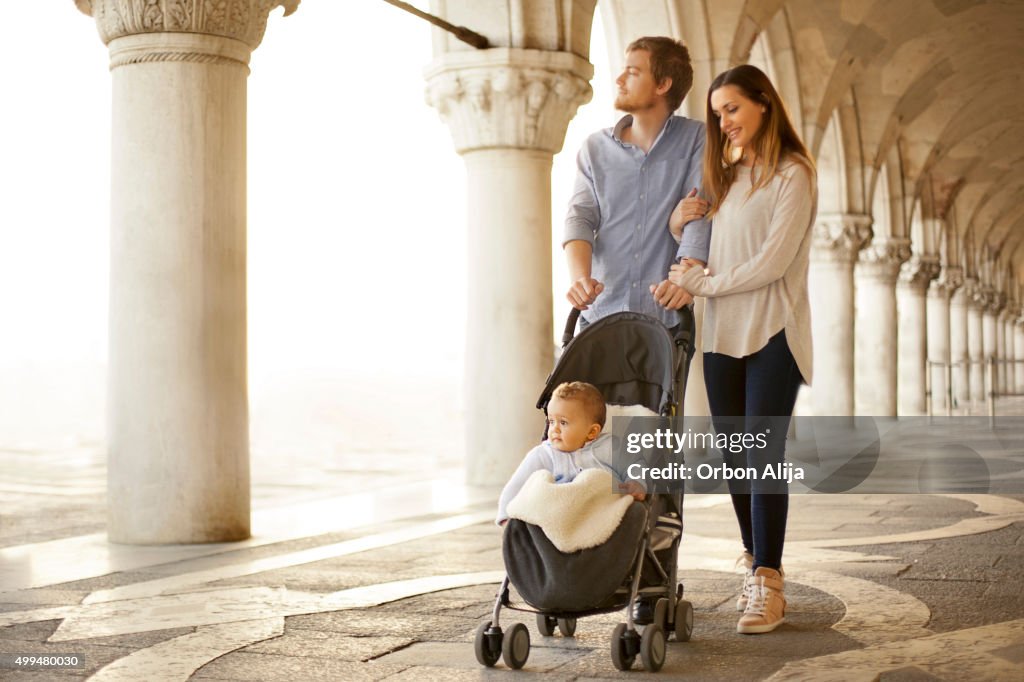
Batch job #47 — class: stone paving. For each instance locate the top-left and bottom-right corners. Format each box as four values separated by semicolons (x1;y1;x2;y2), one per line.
2;393;1024;680
2;374;1024;675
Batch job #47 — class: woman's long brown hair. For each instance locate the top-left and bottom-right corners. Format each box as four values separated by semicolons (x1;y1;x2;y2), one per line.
703;64;815;217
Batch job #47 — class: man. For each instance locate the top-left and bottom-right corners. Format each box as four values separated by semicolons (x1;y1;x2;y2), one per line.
564;36;709;325
562;35;709;626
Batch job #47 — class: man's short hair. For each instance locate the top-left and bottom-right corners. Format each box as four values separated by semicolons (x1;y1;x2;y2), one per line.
627;36;694;111
551;381;607;428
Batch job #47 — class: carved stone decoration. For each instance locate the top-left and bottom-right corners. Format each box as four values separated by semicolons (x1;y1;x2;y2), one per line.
74;0;299;50
975;285;995;311
989;291;1007;314
857;237;912;283
975;286;991;310
811;213;873;264
927;265;964;299
898;254;940;292
425;48;593;154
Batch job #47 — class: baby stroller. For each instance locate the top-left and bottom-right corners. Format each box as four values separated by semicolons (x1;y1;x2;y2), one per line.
474;307;696;673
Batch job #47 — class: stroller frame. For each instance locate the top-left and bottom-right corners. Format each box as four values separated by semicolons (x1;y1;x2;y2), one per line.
475;307;697;673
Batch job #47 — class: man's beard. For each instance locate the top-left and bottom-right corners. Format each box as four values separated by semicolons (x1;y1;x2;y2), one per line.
615;93;656;113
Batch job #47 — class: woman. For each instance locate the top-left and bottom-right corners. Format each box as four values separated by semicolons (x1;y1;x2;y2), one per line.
668;64;817;634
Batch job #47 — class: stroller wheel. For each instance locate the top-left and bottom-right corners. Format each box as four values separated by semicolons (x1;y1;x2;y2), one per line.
610;622;637;671
654;598;669;632
536;614;556;637
502;622;530;670
474;621;501;667
673;599;694;642
557;617;577;637
640;623;667;672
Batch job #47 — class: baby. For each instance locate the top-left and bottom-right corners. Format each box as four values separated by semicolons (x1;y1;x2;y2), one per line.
496;381;644;525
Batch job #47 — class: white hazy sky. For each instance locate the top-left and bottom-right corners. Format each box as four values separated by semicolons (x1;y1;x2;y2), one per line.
0;2;615;449
0;1;614;376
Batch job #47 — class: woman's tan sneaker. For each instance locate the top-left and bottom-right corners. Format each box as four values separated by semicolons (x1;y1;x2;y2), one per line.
735;551;754;611
737;567;786;634
736;554;785;612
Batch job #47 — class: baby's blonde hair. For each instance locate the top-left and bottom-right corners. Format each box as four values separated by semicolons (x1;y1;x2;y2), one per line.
551;381;606;427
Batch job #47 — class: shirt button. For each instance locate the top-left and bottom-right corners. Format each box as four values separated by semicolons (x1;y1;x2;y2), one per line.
636;224;641;230
634;253;639;259
632;282;637;288
639;194;645;199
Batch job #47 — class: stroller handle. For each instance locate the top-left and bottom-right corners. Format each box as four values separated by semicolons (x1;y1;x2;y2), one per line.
561;305;693;349
562;308;583;347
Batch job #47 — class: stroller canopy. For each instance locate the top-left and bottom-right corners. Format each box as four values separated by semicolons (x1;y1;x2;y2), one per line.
538;312;679;415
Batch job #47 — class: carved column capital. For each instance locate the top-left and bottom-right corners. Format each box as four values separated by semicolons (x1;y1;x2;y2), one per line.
857;237;912;284
962;279;987;309
998;302;1016;323
811;213;872;264
990;291;1007;314
425;48;593;154
979;286;994;310
970;280;987;307
898;255;940;293
927;265;964;300
75;0;298;51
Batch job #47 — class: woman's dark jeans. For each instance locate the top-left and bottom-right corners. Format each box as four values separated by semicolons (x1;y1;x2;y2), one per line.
703;330;803;571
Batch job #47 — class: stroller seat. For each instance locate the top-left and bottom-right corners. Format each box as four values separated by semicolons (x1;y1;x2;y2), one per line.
475;308;696;673
503;500;648;615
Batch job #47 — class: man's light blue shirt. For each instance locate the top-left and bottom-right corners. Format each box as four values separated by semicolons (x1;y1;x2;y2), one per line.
564;114;711;327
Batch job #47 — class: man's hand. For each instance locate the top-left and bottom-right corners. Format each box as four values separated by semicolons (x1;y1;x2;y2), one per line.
649;279;693;310
567;277;605;310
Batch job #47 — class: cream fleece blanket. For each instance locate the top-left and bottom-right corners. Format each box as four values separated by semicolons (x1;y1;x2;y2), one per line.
505;468;632;553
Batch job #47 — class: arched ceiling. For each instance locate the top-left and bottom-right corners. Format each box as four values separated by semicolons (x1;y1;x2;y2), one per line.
604;0;1024;275
435;0;1024;280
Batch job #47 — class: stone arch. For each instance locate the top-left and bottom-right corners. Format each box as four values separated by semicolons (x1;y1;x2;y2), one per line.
963;164;1024;252
908;197;933;258
816;109;847;216
833;89;870;215
727;2;804;138
916;183;962;293
867;149;910;241
990;199;1024;272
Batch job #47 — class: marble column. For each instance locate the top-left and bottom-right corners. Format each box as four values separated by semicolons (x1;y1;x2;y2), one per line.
982;289;1000;400
855;238;911;416
76;0;299;544
925;267;961;414
949;285;970;408
965;281;986;405
896;256;938;415
1005;307;1018;395
1016;316;1024;392
996;305;1007;395
808;214;871;416
426;49;592;484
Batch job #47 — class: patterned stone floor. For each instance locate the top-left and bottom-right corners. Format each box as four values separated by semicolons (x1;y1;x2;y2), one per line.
2;444;1023;680
2;373;1024;680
